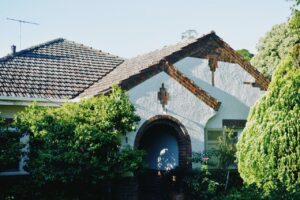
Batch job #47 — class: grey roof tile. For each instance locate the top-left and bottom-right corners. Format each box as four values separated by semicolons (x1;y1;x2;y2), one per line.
78;37;198;97
0;38;124;99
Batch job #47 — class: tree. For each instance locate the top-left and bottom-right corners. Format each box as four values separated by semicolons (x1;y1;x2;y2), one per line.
237;46;300;192
236;49;254;61
15;86;145;199
250;22;299;78
289;0;300;36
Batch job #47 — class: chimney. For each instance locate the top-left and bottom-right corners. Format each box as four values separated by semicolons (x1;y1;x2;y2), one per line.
11;45;16;55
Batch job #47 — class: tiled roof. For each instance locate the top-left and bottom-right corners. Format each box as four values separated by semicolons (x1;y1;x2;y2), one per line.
0;38;124;99
78;36;198;97
78;32;269;98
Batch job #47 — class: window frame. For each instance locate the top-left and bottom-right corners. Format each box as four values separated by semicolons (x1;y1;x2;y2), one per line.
205;127;244;169
0;118;29;176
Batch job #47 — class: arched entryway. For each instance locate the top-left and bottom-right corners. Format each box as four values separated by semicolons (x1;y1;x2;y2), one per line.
134;115;191;200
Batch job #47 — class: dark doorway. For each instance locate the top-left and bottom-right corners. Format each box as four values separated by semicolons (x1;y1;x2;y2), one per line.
134;115;191;200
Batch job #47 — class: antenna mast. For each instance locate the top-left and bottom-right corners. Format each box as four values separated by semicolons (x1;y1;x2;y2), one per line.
6;18;39;49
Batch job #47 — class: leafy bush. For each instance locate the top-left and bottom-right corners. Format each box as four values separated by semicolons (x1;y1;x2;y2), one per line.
237;46;300;192
213;184;263;200
183;154;221;200
216;128;237;169
214;184;300;200
12;86;145;199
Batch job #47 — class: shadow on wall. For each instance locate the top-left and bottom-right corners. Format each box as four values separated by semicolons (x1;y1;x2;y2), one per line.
175;58;251;128
198;78;250;128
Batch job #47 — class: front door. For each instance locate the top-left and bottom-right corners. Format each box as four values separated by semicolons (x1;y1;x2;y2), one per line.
137;122;180;199
134;116;192;200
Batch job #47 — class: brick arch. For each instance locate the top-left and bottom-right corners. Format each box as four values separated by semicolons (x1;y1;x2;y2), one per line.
134;115;192;169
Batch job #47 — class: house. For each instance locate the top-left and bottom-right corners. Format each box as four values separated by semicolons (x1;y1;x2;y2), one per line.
0;32;269;198
0;38;124;175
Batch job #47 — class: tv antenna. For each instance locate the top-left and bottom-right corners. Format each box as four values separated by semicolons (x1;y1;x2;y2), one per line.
6;18;39;49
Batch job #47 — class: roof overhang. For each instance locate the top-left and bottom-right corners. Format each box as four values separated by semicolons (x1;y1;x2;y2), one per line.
0;96;67;107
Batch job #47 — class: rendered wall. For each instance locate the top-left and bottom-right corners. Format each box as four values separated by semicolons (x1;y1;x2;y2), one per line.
127;57;264;154
174;57;264;129
127;70;215;153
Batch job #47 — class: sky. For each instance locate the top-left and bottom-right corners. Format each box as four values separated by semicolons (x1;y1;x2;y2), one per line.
0;0;293;59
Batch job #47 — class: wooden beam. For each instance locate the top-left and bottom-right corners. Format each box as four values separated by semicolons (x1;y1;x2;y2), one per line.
162;60;221;111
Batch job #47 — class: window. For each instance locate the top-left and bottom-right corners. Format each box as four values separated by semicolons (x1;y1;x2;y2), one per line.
0;118;29;176
205;128;243;168
205;129;223;167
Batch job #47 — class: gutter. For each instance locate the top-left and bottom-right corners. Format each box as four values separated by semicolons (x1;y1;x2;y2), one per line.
0;96;68;107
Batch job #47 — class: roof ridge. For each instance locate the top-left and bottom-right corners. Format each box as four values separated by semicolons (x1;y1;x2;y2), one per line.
77;31;217;98
62;38;125;60
121;31;215;65
127;37;197;61
0;38;65;62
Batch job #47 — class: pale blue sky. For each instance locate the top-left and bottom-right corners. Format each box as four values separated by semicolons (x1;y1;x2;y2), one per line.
0;0;292;58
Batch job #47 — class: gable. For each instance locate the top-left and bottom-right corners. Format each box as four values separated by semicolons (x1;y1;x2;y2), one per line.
127;70;217;153
128;71;216;130
186;33;269;90
173;57;264;129
174;57;264;107
78;31;269;102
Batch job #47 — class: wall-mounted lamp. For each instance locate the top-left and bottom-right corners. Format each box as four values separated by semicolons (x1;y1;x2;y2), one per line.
172;175;176;182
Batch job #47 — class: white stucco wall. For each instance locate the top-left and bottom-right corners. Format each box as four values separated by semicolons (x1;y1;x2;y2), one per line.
126;57;264;154
174;57;264;129
127;71;216;153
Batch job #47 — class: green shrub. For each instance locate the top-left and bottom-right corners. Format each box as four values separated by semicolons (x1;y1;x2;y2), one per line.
237;46;300;192
10;86;145;199
214;184;300;200
183;154;221;200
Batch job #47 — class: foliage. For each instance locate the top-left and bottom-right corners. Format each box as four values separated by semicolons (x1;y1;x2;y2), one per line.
216;128;237;169
14;86;145;198
183;153;221;200
213;128;238;191
236;49;254;61
237;46;300;192
288;0;300;5
289;9;300;35
289;0;300;38
0;115;24;171
250;22;299;78
214;184;300;200
213;184;263;200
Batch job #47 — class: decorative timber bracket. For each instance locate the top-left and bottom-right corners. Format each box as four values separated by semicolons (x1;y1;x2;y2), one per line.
208;55;218;86
157;83;169;110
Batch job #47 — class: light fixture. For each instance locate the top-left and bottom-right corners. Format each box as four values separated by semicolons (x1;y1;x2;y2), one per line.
172;175;176;182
